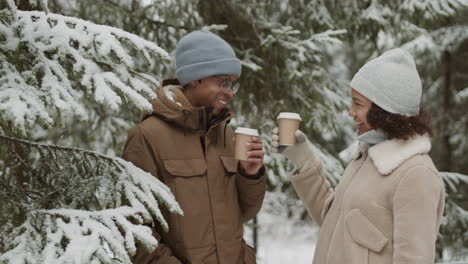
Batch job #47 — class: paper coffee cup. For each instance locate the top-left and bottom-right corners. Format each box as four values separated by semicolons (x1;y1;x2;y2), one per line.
277;112;302;146
235;127;259;161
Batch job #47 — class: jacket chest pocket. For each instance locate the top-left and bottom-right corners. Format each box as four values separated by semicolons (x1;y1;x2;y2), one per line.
162;158;208;209
219;155;238;176
345;209;390;264
162;158;213;246
163;158;207;177
162;158;208;197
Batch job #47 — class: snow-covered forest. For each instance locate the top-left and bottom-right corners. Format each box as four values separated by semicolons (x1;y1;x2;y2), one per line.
1;0;467;263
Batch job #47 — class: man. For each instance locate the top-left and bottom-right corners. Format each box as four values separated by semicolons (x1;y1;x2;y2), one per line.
123;30;266;264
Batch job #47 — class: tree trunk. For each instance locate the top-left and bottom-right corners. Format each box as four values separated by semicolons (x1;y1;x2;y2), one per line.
435;49;453;261
441;50;452;172
253;216;258;253
16;0;42;11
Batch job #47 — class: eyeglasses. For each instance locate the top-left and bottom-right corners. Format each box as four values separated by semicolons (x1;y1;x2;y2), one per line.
212;76;240;94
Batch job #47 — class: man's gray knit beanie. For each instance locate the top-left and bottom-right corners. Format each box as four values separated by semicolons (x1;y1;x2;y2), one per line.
350;48;422;116
175;30;241;86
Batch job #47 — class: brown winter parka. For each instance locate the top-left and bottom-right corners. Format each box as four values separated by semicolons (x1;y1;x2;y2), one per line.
122;80;265;264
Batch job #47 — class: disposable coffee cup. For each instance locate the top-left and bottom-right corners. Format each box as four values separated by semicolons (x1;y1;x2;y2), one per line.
235;127;259;161
277;112;302;146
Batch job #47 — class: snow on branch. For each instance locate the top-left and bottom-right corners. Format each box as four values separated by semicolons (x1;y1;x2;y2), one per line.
0;10;171;134
1;208;156;264
0;55;55;130
402;25;468;62
401;0;468;19
361;1;392;25
261;27;346;65
441;172;468;193
0;135;182;263
458;87;468;99
439;172;468;258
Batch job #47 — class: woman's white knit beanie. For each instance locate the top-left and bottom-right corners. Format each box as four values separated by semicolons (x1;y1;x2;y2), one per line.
350;48;422;116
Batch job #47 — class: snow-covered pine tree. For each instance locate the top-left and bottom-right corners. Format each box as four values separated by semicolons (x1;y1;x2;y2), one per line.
1;0;173;152
439;172;468;259
0;2;170;133
0;1;182;263
0;135;182;263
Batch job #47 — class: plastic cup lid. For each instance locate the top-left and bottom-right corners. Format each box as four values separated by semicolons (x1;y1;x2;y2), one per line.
277;112;302;120
235;127;259;136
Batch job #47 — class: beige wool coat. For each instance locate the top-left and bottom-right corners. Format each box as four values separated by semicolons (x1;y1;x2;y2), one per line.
123;80;265;264
291;135;445;264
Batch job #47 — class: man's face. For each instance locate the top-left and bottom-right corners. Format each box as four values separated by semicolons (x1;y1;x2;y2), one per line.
348;89;373;135
187;74;238;116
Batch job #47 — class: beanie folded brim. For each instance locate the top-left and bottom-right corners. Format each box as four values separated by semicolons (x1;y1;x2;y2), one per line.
350;73;420;116
176;58;242;86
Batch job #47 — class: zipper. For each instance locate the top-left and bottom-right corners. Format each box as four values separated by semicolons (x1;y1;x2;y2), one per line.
181;109;191;136
198;110;205;132
200;136;206;157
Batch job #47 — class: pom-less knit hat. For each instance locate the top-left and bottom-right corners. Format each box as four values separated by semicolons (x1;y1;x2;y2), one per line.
350;48;422;116
175;30;241;86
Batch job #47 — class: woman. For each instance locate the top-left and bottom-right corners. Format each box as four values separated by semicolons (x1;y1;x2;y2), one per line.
273;48;445;264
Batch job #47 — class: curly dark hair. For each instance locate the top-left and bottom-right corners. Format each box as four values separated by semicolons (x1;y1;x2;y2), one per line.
367;104;434;140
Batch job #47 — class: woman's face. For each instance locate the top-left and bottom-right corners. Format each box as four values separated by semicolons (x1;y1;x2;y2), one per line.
348;89;374;135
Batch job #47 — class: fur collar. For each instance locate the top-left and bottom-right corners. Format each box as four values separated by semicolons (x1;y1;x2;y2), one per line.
356;134;431;175
163;84;192;108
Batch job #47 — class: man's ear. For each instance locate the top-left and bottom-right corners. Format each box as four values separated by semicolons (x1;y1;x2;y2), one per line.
188;80;199;89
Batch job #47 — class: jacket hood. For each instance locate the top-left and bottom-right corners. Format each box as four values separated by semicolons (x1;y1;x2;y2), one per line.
354;134;432;175
143;79;233;133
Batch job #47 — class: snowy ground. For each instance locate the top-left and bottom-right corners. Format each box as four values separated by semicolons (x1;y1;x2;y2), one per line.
244;191;319;264
256;232;316;264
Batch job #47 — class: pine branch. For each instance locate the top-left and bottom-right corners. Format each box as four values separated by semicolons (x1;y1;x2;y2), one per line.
0;10;170;134
100;0;193;31
401;0;468;21
442;172;468;193
0;135;183;263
